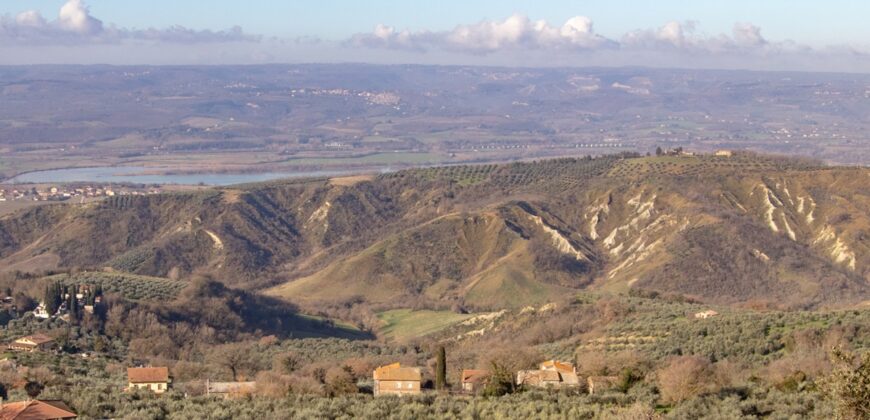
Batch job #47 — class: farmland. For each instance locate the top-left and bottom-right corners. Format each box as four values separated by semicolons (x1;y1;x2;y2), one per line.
44;272;187;301
2;65;869;186
376;309;476;341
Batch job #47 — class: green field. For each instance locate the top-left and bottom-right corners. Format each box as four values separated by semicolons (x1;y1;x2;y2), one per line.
377;309;476;340
295;314;373;340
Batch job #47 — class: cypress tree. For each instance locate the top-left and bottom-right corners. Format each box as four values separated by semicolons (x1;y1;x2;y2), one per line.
44;282;62;316
436;346;447;391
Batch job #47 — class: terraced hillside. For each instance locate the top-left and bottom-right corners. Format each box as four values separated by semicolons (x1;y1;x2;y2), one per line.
0;153;868;310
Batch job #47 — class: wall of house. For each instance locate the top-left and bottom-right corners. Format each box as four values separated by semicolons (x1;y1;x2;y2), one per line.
375;380;420;395
129;382;168;393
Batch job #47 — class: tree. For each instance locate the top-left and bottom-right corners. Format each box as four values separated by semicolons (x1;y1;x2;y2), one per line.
208;342;253;381
67;292;80;324
312;367;327;384
824;348;870;420
43;282;62;316
482;360;516;397
93;336;107;353
655;146;663;156
24;381;44;399
325;367;357;397
657;355;715;404
276;352;301;374
435;346;447;391
12;293;36;316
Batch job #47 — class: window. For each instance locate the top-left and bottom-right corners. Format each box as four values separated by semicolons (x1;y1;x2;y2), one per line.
395;382;401;388
407;383;413;389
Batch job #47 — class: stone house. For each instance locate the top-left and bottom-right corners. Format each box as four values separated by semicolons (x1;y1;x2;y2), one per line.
372;363;422;396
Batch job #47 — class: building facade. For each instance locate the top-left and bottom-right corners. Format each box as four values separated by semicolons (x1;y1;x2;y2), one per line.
127;367;171;394
372;363;422;396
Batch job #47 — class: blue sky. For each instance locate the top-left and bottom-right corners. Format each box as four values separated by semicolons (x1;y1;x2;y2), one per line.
10;0;868;45
2;0;869;71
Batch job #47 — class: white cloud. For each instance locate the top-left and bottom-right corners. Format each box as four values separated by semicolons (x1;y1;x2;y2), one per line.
732;23;766;47
351;15;861;61
621;21;698;50
0;0;257;44
351;13;615;54
15;11;46;28
57;0;102;35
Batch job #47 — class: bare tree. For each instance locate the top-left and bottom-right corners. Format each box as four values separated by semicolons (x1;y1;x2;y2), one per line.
208;342;253;381
657;355;716;404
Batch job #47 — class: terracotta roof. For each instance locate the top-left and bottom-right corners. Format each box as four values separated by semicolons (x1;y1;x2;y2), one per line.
373;363;421;382
461;369;489;384
0;400;77;419
127;367;169;383
539;360;575;374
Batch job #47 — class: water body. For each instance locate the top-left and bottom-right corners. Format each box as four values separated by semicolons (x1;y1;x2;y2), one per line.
7;166;357;186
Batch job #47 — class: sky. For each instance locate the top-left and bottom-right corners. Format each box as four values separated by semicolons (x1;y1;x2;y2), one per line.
2;0;869;72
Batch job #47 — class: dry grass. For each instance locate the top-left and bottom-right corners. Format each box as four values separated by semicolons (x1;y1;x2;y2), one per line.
329;175;375;187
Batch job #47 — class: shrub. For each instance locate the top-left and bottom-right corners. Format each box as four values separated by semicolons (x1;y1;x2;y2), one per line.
657;356;716;404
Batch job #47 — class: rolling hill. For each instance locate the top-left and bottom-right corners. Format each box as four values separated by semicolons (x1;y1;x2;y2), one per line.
1;153;868;310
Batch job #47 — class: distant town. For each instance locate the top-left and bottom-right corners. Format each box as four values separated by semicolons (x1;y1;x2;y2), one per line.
0;184;162;203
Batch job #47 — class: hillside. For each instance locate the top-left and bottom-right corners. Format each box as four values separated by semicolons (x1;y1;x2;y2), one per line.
1;153;868;310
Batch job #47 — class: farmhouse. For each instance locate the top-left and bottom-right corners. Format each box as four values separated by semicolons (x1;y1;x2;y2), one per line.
206;380;257;399
460;369;489;393
8;333;55;352
516;360;581;389
372;363;422;396
715;150;733;157
0;399;77;419
127;367;171;394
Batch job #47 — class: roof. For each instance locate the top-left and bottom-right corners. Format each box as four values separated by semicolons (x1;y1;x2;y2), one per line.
0;400;77;420
127;367;170;383
207;382;256;394
461;369;489;384
539;360;575;373
519;370;562;383
14;334;54;346
373;363;422;382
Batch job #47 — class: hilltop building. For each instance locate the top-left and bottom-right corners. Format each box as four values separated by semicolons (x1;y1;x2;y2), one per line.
372;363;422;396
516;360;581;389
127;367;171;394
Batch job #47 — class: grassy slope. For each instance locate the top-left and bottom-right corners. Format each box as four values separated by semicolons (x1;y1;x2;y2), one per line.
295;314;373;340
377;309;476;341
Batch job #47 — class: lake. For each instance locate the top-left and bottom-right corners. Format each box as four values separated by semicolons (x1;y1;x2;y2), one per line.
7;166;357;186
